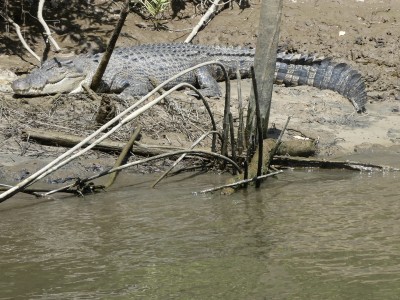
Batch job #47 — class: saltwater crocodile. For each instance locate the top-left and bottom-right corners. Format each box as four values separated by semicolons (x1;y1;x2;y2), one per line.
12;43;367;112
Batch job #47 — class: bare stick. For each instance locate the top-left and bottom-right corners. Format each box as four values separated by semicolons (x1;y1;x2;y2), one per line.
265;116;291;170
236;67;244;155
152;131;221;188
104;126;142;188
198;170;283;194
0;14;41;62
251;66;263;188
228;112;237;175
221;67;231;158
184;0;222;43
90;0;130;90
37;0;61;52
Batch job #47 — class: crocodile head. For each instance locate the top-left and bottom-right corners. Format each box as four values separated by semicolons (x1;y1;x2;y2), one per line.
12;57;89;96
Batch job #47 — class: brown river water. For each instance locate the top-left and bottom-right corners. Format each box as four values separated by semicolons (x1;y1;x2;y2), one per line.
1;163;400;299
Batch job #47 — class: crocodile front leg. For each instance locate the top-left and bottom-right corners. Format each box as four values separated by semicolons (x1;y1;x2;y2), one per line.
110;73;151;98
195;66;222;97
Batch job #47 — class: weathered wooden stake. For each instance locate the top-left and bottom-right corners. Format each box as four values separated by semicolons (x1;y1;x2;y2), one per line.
245;0;283;142
90;0;130;91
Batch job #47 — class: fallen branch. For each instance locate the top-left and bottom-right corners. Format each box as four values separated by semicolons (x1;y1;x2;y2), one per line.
21;128;182;156
273;156;400;172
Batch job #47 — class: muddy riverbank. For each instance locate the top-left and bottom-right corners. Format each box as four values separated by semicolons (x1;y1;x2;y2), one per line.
1;0;400;184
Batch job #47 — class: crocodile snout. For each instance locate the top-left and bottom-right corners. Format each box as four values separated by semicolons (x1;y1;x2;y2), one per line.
11;77;31;94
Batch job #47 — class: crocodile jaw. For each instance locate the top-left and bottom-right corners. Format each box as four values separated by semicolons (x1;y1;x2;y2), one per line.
12;74;87;96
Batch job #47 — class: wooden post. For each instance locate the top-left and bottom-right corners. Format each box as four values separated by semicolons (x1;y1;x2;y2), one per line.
245;0;283;143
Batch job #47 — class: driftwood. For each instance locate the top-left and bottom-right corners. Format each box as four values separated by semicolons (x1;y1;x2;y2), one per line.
273;156;400;172
22;128;318;158
21;128;183;156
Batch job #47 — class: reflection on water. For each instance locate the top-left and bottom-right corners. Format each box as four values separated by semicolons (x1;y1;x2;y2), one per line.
1;170;400;299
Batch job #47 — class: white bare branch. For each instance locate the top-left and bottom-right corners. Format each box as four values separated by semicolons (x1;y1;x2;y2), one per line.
184;0;222;43
37;0;61;51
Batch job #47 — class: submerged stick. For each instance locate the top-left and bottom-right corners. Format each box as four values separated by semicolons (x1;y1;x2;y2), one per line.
273;156;400;172
198;170;283;194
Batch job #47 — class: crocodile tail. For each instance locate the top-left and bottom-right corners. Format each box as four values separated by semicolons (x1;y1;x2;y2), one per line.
275;53;367;112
